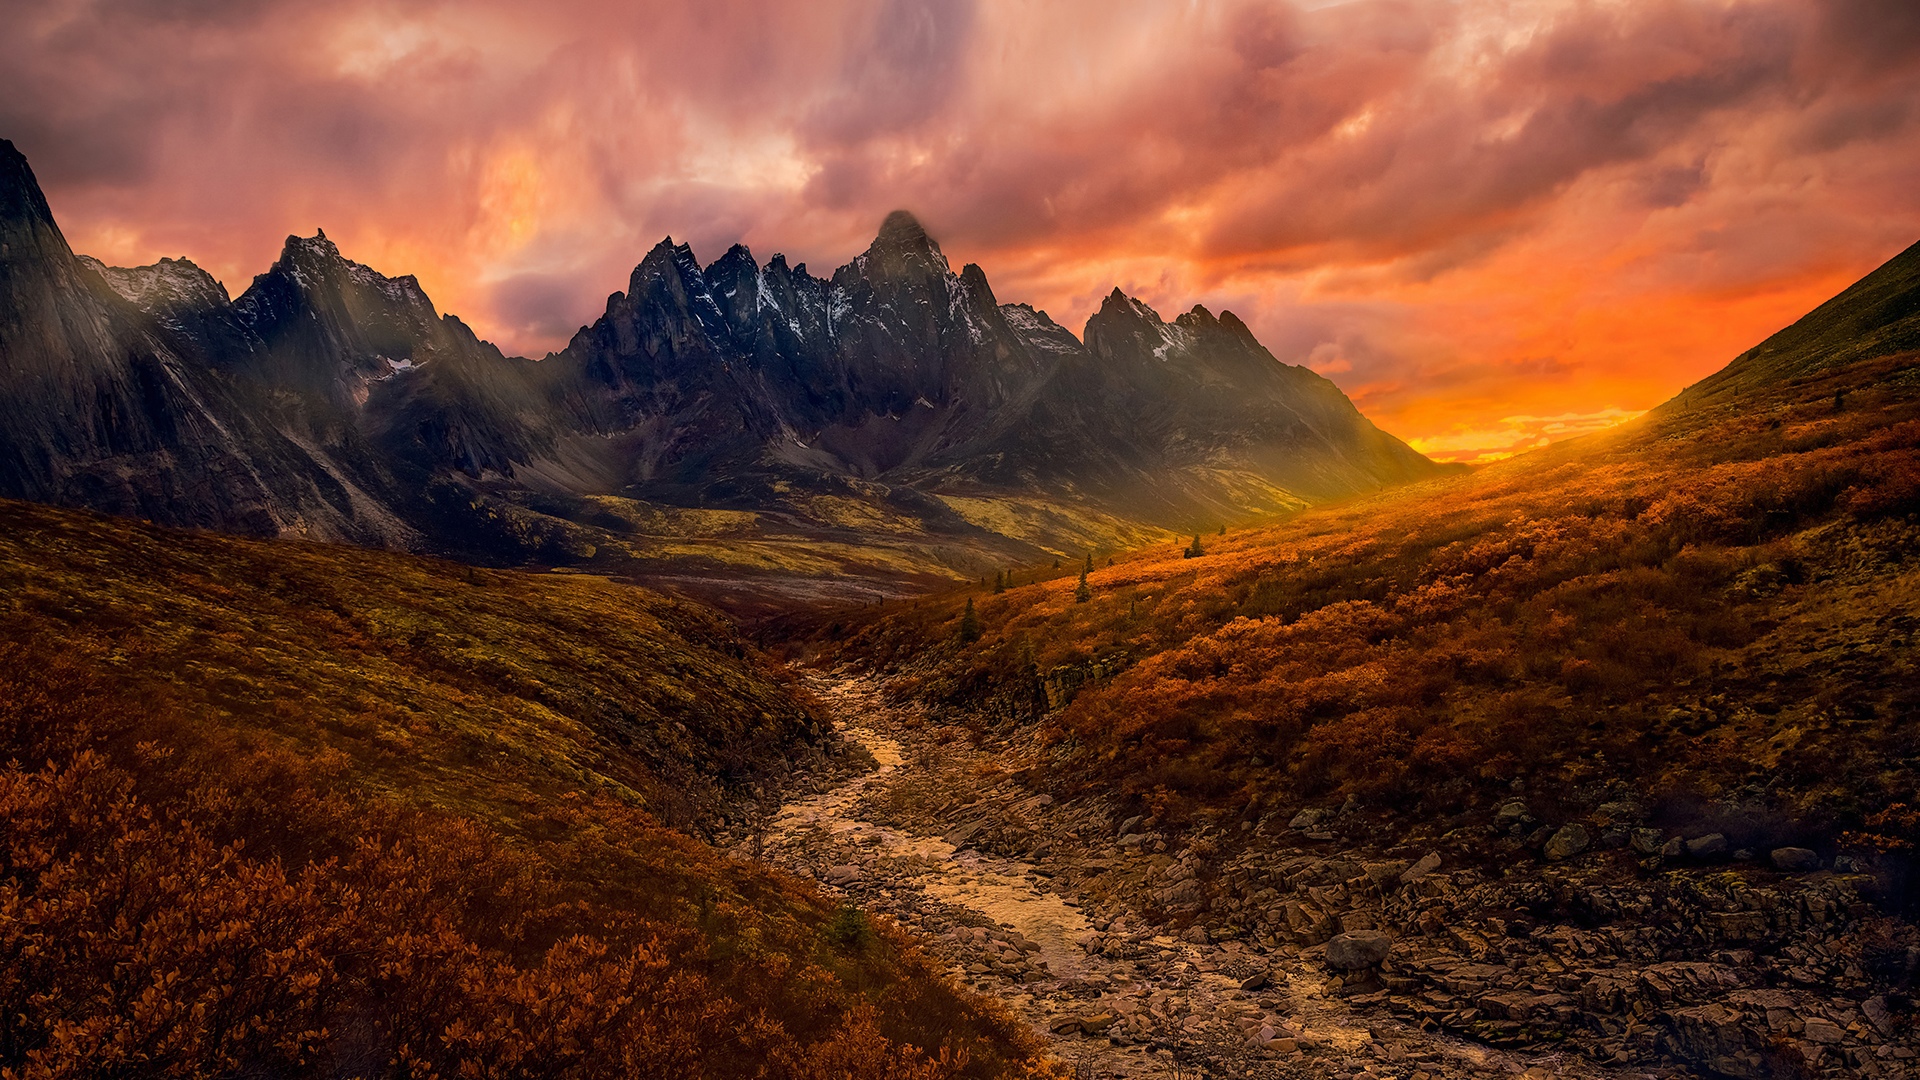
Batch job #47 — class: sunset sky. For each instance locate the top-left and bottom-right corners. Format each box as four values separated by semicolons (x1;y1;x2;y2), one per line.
4;0;1916;462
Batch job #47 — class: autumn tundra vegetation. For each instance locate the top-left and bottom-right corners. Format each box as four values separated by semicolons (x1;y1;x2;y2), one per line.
0;503;1059;1079
827;292;1920;907
1;107;1917;1072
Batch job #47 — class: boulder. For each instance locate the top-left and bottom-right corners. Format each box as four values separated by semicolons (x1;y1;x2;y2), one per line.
1289;808;1329;830
823;864;863;886
1326;929;1393;970
1182;925;1211;944
1078;1012;1116;1035
1770;846;1821;873
1240;970;1271;992
1686;833;1729;859
1543;824;1590;861
1494;800;1531;829
1630;828;1665;854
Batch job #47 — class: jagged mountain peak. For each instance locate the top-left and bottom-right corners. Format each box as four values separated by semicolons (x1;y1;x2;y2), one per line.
1094;287;1162;323
0;139;55;230
79;255;230;315
0;145;38;220
279;229;343;266
254;230;433;309
631;236;710;289
0;139;77;271
958;262;996;305
845;209;952;285
1085;289;1207;367
876;209;931;248
706;242;757;279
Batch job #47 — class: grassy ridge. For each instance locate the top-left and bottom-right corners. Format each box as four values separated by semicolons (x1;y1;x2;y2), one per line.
833;349;1920;880
0;501;1055;1079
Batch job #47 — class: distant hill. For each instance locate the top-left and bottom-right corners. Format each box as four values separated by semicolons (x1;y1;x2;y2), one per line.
0;496;1049;1078
0;140;1444;608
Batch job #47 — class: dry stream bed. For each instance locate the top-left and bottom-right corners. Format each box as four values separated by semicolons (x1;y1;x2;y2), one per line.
752;674;1638;1080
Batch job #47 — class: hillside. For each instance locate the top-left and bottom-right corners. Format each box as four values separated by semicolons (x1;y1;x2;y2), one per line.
827;280;1920;866
0;140;1445;608
1672;239;1920;406
887;350;1914;817
784;243;1920;1077
0;499;1055;1079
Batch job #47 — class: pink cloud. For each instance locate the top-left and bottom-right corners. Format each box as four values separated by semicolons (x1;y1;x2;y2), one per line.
2;0;1915;452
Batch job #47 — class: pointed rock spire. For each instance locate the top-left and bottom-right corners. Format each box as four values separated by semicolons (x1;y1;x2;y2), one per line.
852;208;948;278
0;139;78;271
875;210;932;250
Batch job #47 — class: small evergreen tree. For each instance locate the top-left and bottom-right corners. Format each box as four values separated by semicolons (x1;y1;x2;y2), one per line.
993;570;1006;594
1184;534;1205;559
1074;568;1091;604
1083;552;1094;574
958;597;982;642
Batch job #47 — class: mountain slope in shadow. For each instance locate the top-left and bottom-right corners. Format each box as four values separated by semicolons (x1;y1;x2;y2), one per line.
0;140;1448;608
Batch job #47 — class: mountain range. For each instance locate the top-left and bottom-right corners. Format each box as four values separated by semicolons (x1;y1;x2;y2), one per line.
0;139;1442;605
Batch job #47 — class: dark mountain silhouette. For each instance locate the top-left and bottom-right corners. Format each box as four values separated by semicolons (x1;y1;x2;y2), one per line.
0;139;1446;600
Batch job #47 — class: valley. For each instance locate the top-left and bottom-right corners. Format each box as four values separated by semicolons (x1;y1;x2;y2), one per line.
1;135;1918;1080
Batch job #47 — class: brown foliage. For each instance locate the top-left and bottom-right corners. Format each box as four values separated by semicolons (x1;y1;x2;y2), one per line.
0;522;1056;1080
839;353;1920;836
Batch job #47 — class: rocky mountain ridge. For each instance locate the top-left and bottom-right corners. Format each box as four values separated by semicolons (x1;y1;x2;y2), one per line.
0;139;1444;601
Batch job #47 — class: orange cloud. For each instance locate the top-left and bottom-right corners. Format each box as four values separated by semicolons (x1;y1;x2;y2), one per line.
3;0;1916;462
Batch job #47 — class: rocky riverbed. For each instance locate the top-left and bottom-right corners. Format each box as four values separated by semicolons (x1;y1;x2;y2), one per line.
750;674;1718;1080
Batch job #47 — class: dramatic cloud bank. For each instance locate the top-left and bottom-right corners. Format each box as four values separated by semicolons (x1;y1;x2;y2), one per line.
5;0;1917;460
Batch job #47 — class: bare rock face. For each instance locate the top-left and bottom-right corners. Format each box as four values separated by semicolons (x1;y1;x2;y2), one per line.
0;140;333;539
